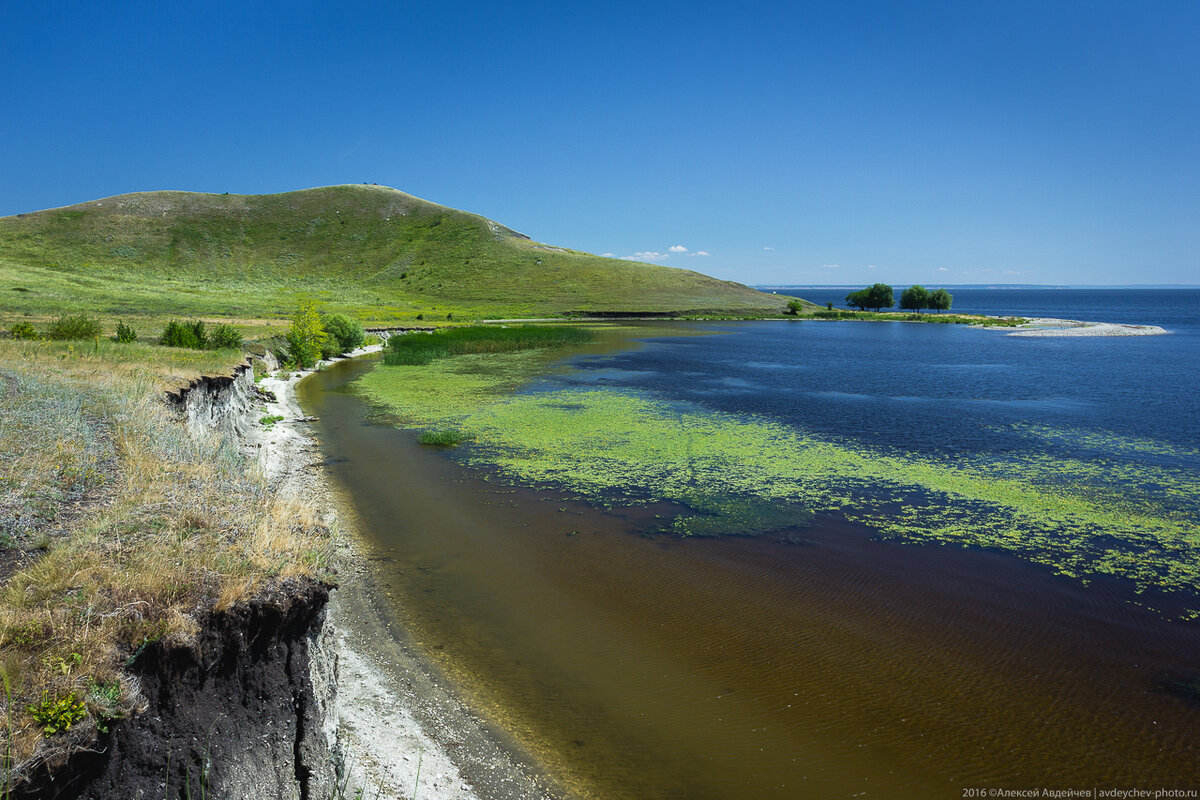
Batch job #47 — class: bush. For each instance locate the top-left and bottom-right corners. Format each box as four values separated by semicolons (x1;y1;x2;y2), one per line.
209;324;243;350
113;322;137;343
322;313;365;355
10;321;38;340
161;319;208;349
785;299;804;315
46;314;102;341
319;338;340;360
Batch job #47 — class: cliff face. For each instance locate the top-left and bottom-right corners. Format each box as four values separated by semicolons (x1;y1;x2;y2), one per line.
165;361;260;439
17;362;340;799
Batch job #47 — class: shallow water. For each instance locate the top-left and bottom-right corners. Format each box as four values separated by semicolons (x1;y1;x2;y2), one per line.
299;309;1200;798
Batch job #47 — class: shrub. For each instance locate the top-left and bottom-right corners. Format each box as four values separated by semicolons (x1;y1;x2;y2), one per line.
161;319;208;349
209;324;243;350
113;322;137;343
320;338;341;360
322;313;365;355
785;299;804;315
46;314;102;341
10;321;38;340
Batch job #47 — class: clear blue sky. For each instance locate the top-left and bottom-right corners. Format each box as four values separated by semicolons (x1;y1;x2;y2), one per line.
3;1;1197;285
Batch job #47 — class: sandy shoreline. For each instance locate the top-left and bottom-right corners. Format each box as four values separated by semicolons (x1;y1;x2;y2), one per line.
251;348;560;800
1006;316;1168;337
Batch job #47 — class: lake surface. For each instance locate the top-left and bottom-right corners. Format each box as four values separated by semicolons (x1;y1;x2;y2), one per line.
300;290;1200;798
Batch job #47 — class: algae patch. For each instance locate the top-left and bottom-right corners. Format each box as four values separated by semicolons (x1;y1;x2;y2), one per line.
354;348;1200;612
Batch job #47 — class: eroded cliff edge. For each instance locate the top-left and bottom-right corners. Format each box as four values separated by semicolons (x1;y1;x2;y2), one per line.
14;361;339;800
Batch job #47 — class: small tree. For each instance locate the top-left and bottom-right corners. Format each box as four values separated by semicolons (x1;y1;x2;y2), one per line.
865;283;894;311
899;285;930;313
286;301;327;369
845;289;869;310
785;299;804;315
848;284;893;312
928;288;953;313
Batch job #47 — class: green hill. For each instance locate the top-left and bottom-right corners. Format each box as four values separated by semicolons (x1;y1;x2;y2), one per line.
0;185;792;323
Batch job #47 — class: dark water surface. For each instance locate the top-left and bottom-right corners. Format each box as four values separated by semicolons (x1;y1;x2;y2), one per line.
299;295;1200;799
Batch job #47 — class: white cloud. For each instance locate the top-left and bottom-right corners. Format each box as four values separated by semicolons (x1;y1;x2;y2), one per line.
763;246;774;251
600;252;615;258
692;250;710;256
820;263;840;269
622;251;669;262
668;245;688;253
936;267;949;272
1003;269;1029;275
865;264;879;270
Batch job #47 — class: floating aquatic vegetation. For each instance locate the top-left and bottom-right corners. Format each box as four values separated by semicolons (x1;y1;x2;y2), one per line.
355;349;1200;613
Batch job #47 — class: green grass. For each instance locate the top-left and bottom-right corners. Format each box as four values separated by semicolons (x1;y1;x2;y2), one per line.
384;325;594;365
0;185;792;324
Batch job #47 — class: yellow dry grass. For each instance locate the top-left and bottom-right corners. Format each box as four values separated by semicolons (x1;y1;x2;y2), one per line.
0;338;333;770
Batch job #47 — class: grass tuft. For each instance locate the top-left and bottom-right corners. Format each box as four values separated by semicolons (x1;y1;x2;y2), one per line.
417;429;462;447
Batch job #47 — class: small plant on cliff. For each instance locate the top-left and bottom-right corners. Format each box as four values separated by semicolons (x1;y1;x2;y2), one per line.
286;301;328;369
260;414;284;430
27;691;87;735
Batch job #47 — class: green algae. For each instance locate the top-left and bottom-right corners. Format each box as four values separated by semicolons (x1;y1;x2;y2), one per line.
354;345;1200;613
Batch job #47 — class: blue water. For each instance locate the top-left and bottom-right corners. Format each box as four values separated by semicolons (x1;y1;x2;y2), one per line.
776;286;1200;329
556;289;1200;463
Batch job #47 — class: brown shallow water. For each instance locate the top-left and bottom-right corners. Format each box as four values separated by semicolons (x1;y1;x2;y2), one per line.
300;355;1200;799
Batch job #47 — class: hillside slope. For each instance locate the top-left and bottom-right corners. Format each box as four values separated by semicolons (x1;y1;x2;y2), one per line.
0;185;789;322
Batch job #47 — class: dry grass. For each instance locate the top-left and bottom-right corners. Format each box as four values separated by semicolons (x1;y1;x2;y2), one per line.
0;338;333;771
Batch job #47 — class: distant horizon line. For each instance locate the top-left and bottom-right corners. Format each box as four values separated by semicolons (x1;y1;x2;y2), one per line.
755;283;1200;290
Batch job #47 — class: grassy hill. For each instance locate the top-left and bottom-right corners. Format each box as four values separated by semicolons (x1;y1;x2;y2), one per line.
0;185;793;324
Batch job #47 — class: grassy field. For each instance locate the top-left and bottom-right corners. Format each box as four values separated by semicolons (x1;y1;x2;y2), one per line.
0;339;332;770
0;185;793;327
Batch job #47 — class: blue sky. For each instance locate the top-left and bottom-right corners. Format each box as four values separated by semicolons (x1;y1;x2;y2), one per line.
2;1;1197;285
